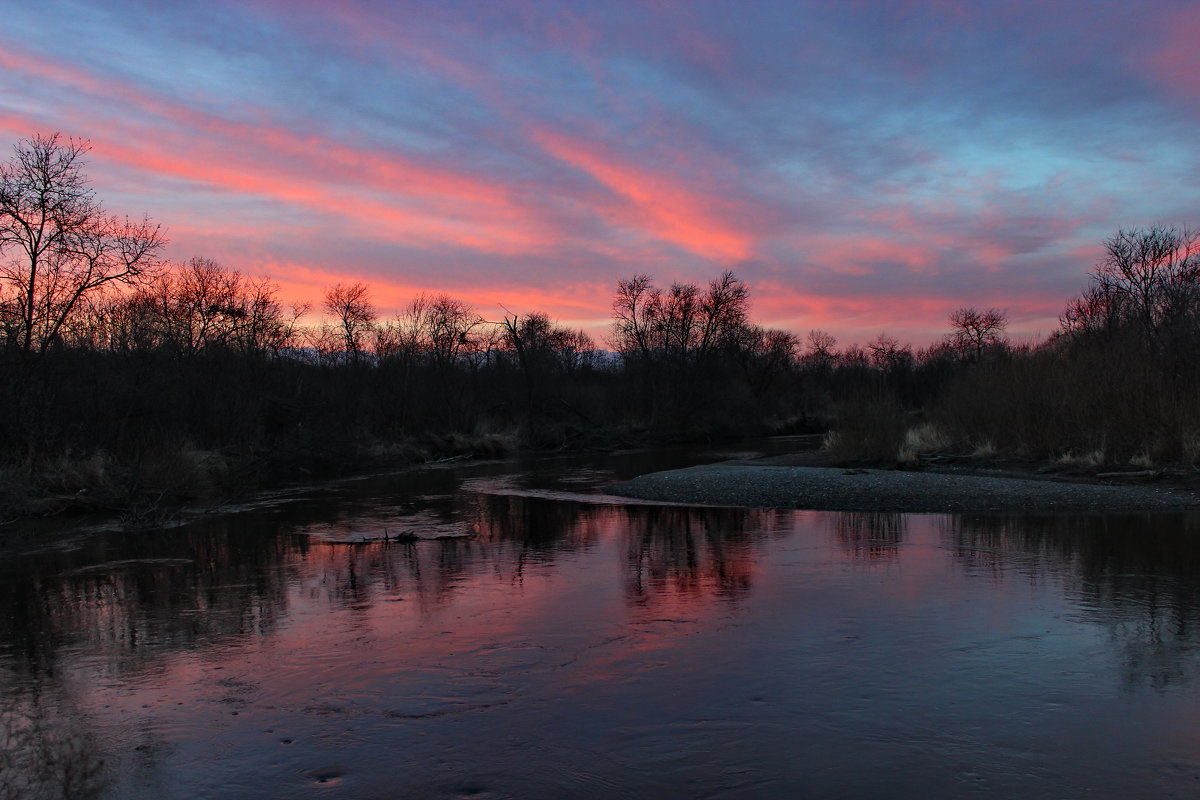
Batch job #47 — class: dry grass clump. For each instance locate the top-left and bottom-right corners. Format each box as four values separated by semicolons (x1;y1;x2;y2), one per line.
971;440;998;459
898;422;952;463
1054;449;1107;469
28;451;116;496
0;444;240;524
1182;433;1200;466
1129;451;1155;469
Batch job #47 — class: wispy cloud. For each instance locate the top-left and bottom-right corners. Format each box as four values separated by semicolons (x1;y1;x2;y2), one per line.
2;0;1199;342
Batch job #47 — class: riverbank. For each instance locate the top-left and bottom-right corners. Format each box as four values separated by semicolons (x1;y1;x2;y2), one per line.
0;424;722;527
607;456;1200;513
0;431;524;527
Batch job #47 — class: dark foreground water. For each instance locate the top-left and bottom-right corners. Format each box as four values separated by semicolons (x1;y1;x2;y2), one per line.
3;442;1200;799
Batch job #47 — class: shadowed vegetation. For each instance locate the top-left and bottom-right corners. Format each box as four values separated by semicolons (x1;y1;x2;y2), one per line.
821;225;1200;468
2;132;1197;519
0;136;813;518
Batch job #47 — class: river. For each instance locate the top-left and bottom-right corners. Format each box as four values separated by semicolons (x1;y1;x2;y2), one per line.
2;441;1199;799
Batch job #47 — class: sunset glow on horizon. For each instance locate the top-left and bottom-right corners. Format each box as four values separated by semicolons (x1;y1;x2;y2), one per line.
4;0;1200;346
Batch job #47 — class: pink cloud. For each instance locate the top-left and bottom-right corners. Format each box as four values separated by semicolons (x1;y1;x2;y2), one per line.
801;234;941;275
533;128;757;262
1147;6;1200;100
0;43;557;254
256;259;612;328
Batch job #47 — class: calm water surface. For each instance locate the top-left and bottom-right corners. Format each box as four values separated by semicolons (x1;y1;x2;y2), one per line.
3;441;1200;799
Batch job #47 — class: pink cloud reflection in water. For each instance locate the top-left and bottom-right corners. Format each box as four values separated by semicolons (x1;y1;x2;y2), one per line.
14;496;1200;799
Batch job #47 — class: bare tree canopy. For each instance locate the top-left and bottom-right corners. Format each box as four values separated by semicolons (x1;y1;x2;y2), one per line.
609;270;750;365
948;306;1007;361
322;281;376;358
867;331;913;371
501;311;596;375
610;273;658;362
77;257;306;356
401;293;484;369
806;329;837;358
1061;226;1200;342
0;133;165;357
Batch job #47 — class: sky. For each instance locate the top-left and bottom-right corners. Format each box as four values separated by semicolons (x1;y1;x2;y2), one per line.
3;0;1200;347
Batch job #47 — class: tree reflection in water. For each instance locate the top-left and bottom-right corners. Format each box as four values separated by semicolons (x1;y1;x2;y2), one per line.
623;506;796;605
0;497;793;680
0;676;107;800
4;502;1200;697
7;488;1200;799
5;504;1200;685
943;513;1200;691
829;512;907;563
1;517;293;679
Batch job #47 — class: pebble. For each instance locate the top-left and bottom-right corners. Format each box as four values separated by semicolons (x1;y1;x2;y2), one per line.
608;465;1200;514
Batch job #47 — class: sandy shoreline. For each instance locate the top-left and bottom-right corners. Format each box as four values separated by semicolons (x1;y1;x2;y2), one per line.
607;463;1200;514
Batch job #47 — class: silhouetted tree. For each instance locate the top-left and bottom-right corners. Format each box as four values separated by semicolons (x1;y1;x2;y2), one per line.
118;259;305;356
805;329;837;361
551;327;596;375
610;273;658;366
948;306;1007;361
404;293;484;372
321;281;376;361
236;274;308;355
730;325;797;398
866;332;911;372
610;271;754;422
501;311;599;428
501;311;549;427
1063;226;1200;351
697;270;750;359
0;133;165;358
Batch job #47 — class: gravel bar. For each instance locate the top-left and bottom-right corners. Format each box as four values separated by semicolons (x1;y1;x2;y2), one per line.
608;465;1200;514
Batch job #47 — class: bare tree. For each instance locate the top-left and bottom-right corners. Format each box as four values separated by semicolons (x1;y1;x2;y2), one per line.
322;281;376;360
1099;226;1198;327
501;311;595;385
552;327;596;375
133;257;246;355
610;271;750;366
70;261;304;356
948;306;1007;361
610;273;659;364
1062;226;1200;348
660;281;700;359
802;328;838;370
408;293;483;371
866;332;912;372
806;329;837;357
697;270;750;358
730;324;798;397
1060;283;1116;336
0;133;165;357
380;294;482;372
839;343;869;368
238;275;308;355
501;312;551;426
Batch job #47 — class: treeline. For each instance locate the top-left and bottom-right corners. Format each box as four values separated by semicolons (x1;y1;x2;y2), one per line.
0;136;824;515
820;224;1200;468
928;225;1200;466
3;132;1198;518
0;257;821;517
0;134;804;515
